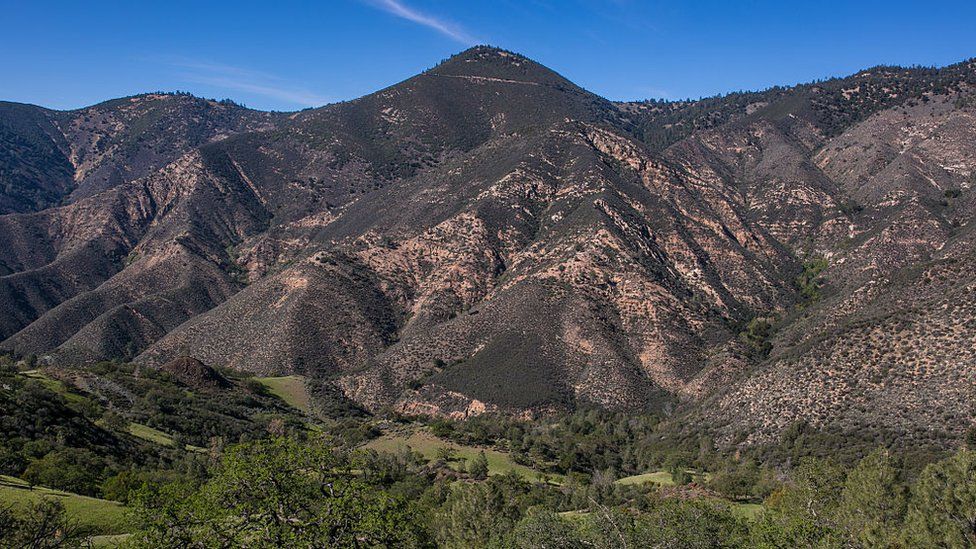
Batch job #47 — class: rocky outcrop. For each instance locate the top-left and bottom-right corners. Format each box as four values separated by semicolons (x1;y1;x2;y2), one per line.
160;356;230;389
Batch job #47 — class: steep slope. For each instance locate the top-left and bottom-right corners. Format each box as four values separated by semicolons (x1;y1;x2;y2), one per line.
0;95;278;345
0;102;75;214
129;47;795;417
57;93;278;201
2;48;976;444
1;46;623;364
700;89;976;445
0;94;276;215
628;61;976;444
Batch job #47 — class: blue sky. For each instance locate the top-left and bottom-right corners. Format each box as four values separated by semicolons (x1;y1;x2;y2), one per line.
2;0;975;111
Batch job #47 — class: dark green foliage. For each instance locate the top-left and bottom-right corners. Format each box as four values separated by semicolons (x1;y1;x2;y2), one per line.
22;449;106;496
625;499;749;548
966;426;976;450
0;358;309;503
837;448;907;547
469;450;489;480
796;258;829;306
5;397;975;548
902;450;976;548
421;409;668;478
100;410;129;432
0;361;132;481
0;499;85;549
507;509;586;549
100;469;182;504
468;498;748;549
739;318;774;359
434;474;528;548
243;377;270;396
745;448;976;548
128;436;433;548
85;361;300;448
708;460;777;501
750;458;848;547
666;458;694;486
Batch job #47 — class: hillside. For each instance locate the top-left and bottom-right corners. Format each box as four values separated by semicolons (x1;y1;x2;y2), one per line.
1;47;975;447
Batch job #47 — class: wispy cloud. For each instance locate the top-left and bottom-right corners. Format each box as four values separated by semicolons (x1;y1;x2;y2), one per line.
163;59;330;108
635;86;671;100
364;0;476;45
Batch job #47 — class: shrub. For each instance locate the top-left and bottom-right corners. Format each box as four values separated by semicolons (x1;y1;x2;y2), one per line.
22;449;105;496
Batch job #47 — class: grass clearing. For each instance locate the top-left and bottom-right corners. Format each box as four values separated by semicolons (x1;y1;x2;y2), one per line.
615;471;676;486
22;369;59;389
366;429;559;482
127;423;206;452
21;370;89;406
255;375;312;413
558;501;763;522
731;502;764;520
615;470;710;487
127;422;176;447
0;475;130;536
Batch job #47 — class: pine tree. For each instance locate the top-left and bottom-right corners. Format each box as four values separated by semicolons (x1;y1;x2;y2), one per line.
838;448;907;547
903;450;976;548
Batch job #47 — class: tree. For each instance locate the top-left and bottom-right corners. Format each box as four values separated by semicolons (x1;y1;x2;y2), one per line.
965;426;976;450
0;499;85;548
739;318;773;358
837;448;907;547
632;499;749;549
670;466;693;486
469;450;489;480
22;449;104;496
434;473;527;548
101;469;180;504
436;446;456;462
128;436;432;547
902;449;976;548
507;509;585;549
100;410;129;432
750;458;847;548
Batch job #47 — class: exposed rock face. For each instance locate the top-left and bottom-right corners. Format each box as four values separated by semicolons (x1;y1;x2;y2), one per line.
2;48;976;443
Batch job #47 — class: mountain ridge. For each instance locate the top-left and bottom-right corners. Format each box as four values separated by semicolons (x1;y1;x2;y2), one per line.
2;46;976;447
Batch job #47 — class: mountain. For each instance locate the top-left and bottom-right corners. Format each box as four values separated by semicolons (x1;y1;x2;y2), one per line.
2;46;976;447
0;94;277;214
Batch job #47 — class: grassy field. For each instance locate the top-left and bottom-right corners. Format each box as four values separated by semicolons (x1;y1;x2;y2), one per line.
127;422;176;446
560;501;763;521
614;471;763;520
21;369;90;406
366;429;558;482
615;471;676;486
255;375;312;413
616;470;711;487
731;502;764;520
126;423;205;452
21;369;60;390
0;475;130;536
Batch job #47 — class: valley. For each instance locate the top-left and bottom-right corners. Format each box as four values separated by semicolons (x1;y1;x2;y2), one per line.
2;43;976;547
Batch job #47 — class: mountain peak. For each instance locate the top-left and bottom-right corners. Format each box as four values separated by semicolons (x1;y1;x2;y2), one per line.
431;46;574;88
452;45;527;61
